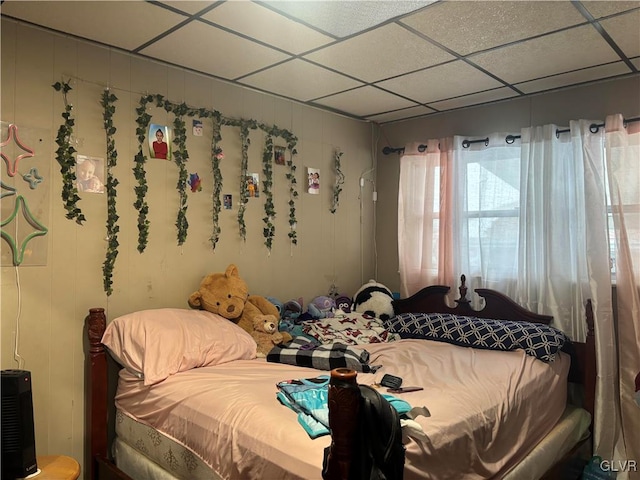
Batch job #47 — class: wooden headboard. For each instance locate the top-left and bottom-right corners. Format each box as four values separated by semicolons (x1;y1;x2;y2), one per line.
393;275;555;324
391;275;595;418
84;276;596;480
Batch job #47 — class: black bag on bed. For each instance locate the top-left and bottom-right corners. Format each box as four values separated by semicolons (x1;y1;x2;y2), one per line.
351;385;405;480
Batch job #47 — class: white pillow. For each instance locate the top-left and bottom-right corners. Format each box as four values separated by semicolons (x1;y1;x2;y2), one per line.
101;308;257;386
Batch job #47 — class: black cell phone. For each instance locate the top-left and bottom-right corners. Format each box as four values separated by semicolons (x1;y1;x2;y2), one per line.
387;386;424;394
380;374;403;389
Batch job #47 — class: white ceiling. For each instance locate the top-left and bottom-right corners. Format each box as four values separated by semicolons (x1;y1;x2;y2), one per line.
2;0;639;125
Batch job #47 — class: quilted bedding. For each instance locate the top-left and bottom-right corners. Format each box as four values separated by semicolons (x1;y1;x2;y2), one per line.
300;312;400;345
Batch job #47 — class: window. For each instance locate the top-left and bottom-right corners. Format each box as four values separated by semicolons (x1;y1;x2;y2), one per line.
453;138;521;282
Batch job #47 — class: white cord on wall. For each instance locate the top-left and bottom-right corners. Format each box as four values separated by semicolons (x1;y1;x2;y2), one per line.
359;170;372;284
13;262;25;369
371;124;380;281
359;123;380;284
9;25;25;371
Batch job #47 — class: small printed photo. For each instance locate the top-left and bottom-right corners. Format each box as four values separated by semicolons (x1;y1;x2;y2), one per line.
76;155;105;194
192;119;203;137
247;173;260;198
307;167;320;194
274;146;286;165
149;124;171;160
223;194;232;210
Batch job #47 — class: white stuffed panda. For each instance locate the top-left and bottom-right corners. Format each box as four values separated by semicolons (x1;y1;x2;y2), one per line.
352;280;395;321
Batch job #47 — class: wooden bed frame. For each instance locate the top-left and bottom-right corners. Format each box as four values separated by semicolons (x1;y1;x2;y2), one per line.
85;276;596;480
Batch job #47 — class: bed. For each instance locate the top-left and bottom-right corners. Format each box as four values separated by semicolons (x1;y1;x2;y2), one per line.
85;276;596;480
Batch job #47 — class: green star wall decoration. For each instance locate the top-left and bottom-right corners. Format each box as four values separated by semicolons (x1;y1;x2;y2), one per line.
1;195;48;266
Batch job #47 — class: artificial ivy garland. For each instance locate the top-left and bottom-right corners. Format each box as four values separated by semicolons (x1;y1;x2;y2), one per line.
260;126;299;248
133;95;153;252
237;125;250;242
209;110;224;250
52;80;85;224
130;97;298;250
330;149;345;214
261;134;275;251
100;89;119;295
171;103;189;245
285;140;299;245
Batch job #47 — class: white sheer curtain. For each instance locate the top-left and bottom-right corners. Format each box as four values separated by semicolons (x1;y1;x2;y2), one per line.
398;117;637;465
450;132;521;304
398;140;453;297
506;119;625;462
605;114;640;468
571;119;623;464
516;122;601;341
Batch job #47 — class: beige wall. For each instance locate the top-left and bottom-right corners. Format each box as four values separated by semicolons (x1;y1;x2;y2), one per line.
0;19;378;475
375;74;640;292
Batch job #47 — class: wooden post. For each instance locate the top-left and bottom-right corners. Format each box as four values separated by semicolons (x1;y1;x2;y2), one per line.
86;308;107;480
323;368;360;480
583;299;596;421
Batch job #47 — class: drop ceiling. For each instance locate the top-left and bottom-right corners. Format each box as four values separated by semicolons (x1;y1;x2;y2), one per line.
2;0;639;124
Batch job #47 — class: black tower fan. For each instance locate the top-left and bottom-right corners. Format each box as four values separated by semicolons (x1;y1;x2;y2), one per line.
1;369;38;479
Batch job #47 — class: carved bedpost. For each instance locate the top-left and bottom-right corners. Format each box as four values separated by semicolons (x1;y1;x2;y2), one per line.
323;368;360;480
455;274;471;309
87;307;107;480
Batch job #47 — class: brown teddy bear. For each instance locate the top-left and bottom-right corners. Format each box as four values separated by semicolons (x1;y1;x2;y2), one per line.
251;315;285;357
188;264;292;347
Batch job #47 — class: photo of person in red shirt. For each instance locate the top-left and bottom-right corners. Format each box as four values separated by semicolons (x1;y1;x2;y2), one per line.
152;128;168;159
149;124;171;160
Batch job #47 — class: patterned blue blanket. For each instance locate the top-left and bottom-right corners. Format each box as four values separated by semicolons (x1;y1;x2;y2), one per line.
385;312;568;362
275;376;412;438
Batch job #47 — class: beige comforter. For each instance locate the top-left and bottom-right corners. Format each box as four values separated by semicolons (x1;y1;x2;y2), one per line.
115;338;569;480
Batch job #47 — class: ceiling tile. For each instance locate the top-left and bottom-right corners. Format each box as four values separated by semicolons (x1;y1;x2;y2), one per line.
470;24;622;84
304;23;455;83
239;59;363;102
580;1;640;19
599;10;640;58
314;86;418;117
3;0;637;125
159;1;217;16
201;2;334;55
366;105;436;123
140;21;289;80
515;61;634;94
376;60;504;104
428;87;519;111
400;1;586;56
261;1;435;38
0;0;185;50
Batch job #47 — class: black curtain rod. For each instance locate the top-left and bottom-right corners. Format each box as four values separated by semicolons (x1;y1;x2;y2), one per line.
504;127;570;144
382;144;426;155
383;116;640;153
504;117;640;145
462;138;489;148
